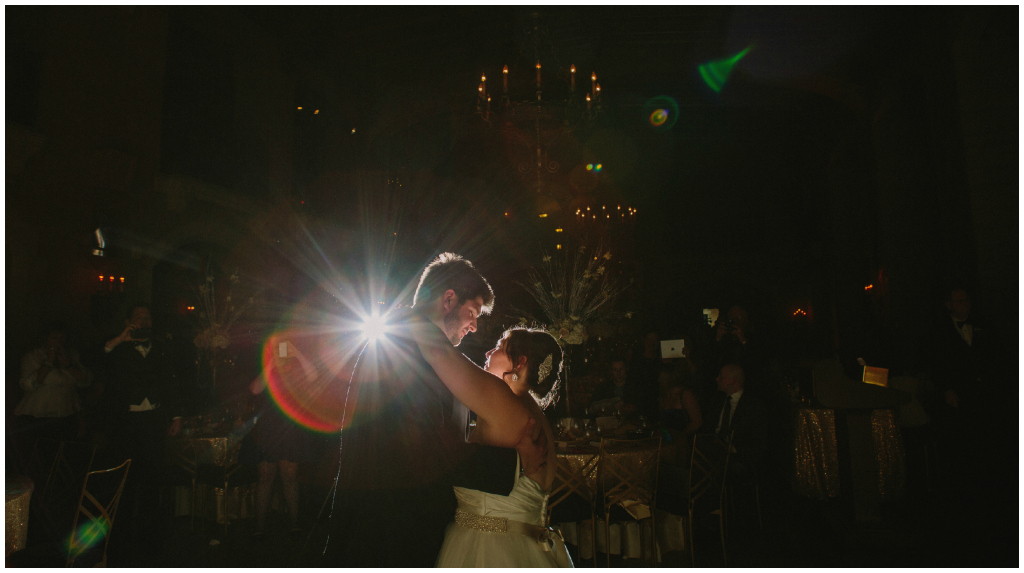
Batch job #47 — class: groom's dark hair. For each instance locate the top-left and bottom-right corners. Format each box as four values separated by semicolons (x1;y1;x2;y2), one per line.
413;252;494;314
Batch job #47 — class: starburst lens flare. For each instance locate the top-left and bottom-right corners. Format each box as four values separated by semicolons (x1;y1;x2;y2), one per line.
360;313;389;342
642;96;680;131
699;45;752;93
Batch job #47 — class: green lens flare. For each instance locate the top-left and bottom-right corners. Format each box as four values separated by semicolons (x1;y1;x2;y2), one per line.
67;517;110;557
699;45;752;93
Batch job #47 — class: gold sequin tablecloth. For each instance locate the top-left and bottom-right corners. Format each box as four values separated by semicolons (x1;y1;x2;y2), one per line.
793;408;840;500
6;475;33;557
870;408;905;499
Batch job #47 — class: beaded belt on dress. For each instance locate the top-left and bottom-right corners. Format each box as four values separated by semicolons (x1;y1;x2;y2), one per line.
454;509;562;551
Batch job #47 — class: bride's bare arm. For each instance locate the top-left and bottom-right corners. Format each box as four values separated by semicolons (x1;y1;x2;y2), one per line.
412;321;531;448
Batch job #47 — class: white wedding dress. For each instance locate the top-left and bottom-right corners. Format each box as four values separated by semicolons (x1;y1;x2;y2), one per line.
436;457;573;568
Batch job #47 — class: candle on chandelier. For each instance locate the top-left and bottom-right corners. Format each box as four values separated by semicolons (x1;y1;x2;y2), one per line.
478;83;484;100
586;93;591;110
596;83;601;100
503;65;508;92
536;61;542;85
570;65;576;90
591;72;596;96
486;95;491;113
481;73;486;96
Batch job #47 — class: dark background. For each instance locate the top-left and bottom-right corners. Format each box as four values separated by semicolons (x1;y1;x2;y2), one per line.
6;5;1016;393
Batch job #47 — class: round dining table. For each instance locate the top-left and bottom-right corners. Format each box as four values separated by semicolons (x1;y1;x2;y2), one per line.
554;438;685;562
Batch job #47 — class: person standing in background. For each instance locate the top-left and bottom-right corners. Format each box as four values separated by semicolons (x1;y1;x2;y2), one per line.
15;321;93;447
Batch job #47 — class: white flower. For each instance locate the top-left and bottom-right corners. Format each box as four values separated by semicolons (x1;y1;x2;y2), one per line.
542;256;551;263
602;251;612;260
625;311;634;319
597;266;605;275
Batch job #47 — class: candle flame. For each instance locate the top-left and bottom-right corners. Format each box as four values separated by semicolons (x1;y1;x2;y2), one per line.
503;65;508;73
586;94;591;101
592;72;596;80
571;65;576;73
481;74;486;81
596;84;601;92
536;61;541;69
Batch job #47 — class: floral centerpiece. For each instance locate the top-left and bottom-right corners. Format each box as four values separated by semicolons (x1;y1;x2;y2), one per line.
191;261;260;396
517;244;630;416
518;245;630;347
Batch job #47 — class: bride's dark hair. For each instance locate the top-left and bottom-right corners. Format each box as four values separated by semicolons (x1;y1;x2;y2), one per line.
501;327;564;410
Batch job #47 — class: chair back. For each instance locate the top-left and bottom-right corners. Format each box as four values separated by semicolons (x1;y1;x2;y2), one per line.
598;436;663;514
688;432;733;512
549;449;599;510
66;459;131;567
34;440;97;513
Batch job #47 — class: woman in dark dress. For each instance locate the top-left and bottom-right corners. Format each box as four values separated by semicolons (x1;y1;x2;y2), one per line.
249;373;312;538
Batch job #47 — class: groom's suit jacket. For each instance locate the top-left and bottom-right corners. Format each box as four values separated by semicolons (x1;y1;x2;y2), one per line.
326;309;518;567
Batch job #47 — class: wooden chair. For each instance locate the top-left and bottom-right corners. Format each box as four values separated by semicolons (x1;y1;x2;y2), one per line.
687;431;733;567
548;449;600;566
597;436;662;567
66;459;131;567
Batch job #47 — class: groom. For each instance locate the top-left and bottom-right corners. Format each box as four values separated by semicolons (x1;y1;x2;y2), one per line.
325;253;548;567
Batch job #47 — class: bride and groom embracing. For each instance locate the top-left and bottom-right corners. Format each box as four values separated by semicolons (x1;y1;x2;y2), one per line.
325;253;573;567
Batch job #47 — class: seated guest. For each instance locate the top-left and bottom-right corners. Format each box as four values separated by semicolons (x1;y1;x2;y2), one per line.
15;321;93;446
589;358;630;407
588;357;655;418
657;368;702;466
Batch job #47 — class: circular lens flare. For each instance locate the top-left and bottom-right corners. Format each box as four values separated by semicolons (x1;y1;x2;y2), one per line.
643;96;680;131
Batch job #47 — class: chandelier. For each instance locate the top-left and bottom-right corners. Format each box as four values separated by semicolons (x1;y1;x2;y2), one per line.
471;11;610;200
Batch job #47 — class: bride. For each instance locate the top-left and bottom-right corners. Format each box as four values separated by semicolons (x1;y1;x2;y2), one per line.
413;325;573;567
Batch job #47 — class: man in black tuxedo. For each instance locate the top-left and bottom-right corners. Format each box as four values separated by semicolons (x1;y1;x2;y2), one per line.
325;253;546;567
931;288;989;422
710;364;768;482
102;305;184;548
928;288;998;479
